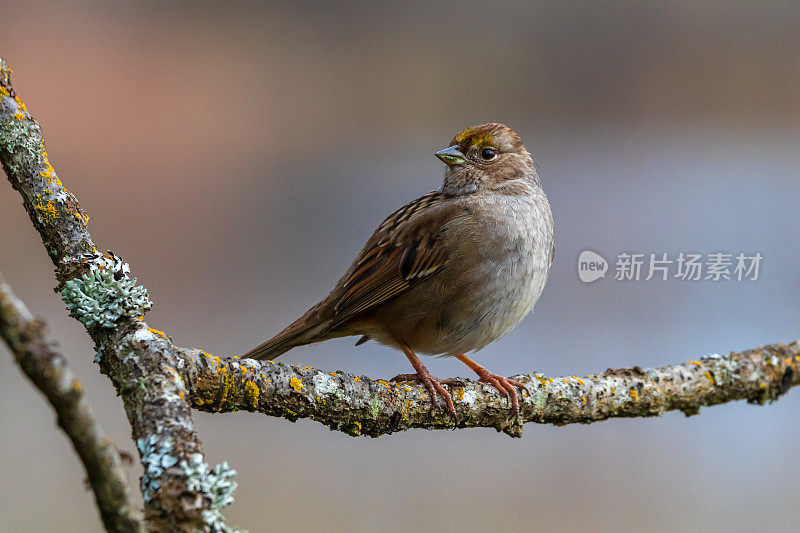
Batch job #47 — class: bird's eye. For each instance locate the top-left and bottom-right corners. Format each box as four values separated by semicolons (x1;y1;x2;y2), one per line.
480;147;497;161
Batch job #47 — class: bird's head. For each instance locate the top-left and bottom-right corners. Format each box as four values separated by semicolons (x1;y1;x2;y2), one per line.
435;123;537;196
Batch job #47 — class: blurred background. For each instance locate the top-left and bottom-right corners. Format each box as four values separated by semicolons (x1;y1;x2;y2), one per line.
2;1;799;531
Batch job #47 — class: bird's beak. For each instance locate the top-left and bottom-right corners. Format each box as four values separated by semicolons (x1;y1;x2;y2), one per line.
435;145;466;166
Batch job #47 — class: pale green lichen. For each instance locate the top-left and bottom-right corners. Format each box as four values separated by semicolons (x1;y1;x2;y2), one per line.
61;253;152;329
0;119;42;174
180;454;242;533
137;435;177;503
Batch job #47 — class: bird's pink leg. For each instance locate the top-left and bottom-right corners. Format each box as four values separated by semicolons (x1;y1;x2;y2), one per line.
456;354;529;416
391;343;456;418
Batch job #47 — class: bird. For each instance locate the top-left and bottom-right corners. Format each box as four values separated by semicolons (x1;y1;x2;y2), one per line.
244;123;554;418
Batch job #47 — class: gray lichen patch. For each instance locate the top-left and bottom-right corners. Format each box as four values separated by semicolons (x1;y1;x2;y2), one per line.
137;435;177;503
61;252;152;329
180;454;242;533
0;118;42;174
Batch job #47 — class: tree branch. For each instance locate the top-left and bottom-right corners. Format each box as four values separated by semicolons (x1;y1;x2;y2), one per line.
0;58;238;532
1;54;798;529
169;339;798;437
0;272;143;532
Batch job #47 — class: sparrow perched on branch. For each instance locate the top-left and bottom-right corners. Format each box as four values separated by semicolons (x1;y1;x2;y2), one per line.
245;123;554;417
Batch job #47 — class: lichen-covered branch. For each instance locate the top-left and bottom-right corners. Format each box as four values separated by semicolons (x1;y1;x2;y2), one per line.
0;272;143;533
0;57;239;532
0;62;95;286
173;339;799;437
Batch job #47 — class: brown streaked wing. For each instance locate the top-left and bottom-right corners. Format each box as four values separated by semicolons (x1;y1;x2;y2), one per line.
330;191;463;327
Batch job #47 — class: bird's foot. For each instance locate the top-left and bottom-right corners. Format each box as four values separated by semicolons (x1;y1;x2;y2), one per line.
473;369;529;416
390;371;456;418
396;375;466;387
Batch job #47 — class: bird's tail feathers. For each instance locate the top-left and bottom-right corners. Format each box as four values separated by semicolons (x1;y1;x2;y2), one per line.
242;312;332;361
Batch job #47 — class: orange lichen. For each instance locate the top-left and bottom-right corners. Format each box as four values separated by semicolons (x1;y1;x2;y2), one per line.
689;360;702;366
352;376;360;382
289;377;303;392
704;371;714;385
13;112;24;121
218;371;236;410
38;152;62;186
628;389;638;401
243;381;260;409
164;367;182;385
200;352;222;365
147;327;167;338
34;198;60;221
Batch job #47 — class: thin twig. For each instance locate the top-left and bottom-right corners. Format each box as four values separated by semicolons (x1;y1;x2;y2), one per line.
0;273;143;532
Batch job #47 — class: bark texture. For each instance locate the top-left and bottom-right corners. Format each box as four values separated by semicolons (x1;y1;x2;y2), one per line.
179;340;800;437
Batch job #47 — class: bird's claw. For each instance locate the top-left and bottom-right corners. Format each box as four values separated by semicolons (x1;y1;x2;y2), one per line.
390;371;456;419
476;371;529;417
